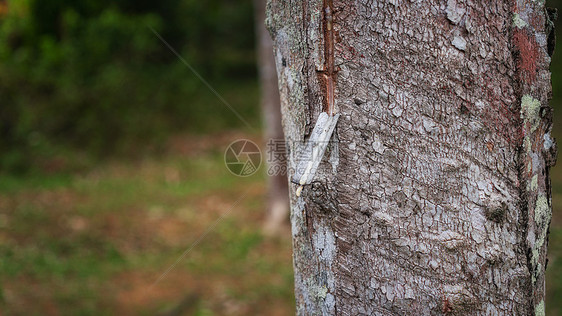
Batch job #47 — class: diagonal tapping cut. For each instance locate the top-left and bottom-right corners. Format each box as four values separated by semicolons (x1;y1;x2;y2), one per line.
318;0;336;116
291;0;340;196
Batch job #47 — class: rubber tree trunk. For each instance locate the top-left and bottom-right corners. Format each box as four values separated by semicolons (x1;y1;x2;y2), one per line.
254;0;290;235
266;0;556;314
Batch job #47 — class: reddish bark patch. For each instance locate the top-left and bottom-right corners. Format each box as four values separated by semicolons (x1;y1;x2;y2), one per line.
513;29;540;83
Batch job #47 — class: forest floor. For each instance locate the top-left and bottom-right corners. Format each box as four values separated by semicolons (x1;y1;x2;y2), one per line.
1;126;562;315
0;131;295;316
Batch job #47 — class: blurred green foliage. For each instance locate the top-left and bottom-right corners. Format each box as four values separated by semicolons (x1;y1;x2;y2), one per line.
546;1;562;315
0;0;257;173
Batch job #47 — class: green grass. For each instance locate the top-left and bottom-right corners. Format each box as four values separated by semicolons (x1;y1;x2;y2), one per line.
0;173;74;192
0;134;295;315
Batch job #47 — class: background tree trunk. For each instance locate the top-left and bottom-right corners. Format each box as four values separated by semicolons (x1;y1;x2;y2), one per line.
267;0;556;314
254;0;290;235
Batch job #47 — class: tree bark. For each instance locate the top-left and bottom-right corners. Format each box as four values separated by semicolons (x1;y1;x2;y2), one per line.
267;0;556;315
254;0;290;235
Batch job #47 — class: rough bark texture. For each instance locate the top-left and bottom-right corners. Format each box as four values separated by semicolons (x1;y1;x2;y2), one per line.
267;0;556;315
254;0;290;235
